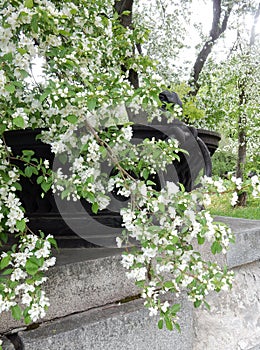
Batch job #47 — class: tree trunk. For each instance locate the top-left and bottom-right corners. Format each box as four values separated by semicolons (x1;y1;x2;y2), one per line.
114;0;134;28
235;3;260;206
189;0;232;95
114;0;139;89
236;111;247;206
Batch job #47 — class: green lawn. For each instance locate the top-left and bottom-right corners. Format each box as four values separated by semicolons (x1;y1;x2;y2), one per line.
207;195;260;220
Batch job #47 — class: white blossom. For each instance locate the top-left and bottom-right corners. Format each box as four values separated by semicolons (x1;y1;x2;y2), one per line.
231;192;238;206
161;301;170;313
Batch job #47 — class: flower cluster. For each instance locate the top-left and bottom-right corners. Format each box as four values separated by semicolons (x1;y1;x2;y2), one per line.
201;174;260;207
119;180;235;330
0;140;28;237
0;233;56;323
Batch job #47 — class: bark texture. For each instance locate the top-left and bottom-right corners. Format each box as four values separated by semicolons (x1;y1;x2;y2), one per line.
114;0;139;89
189;0;232;95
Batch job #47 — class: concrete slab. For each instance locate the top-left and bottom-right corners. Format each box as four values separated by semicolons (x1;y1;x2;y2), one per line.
0;249;140;334
195;217;260;269
193;260;260;350
18;297;193;350
216;217;260;268
1;217;259;335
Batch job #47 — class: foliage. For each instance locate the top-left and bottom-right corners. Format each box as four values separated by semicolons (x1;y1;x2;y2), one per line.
133;0;193;84
211;149;237;177
0;0;259;338
197;52;260;141
172;82;205;123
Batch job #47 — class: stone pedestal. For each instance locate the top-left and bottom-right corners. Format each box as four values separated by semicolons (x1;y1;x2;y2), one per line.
1;217;260;350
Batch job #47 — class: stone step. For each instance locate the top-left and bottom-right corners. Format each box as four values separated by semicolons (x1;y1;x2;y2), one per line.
1;217;260;350
7;298;193;350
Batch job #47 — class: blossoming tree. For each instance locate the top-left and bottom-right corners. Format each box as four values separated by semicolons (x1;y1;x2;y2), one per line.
0;0;259;340
196;2;260;206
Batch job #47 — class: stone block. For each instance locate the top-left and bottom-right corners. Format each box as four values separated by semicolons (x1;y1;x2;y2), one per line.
195;217;260;269
0;248;140;333
216;217;260;268
193;260;260;350
18;297;193;350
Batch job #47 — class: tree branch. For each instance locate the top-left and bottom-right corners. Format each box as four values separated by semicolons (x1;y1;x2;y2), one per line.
114;0;140;89
189;0;233;96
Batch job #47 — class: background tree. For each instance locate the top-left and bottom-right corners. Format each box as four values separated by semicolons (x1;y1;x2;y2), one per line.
189;0;233;95
197;3;260;205
128;0;260;207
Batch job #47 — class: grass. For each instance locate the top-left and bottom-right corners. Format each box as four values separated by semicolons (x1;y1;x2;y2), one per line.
207;194;260;220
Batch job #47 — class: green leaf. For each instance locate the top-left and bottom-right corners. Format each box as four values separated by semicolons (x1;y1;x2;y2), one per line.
174;322;181;333
92;202;99;214
22;150;35;156
31;13;39;33
194;300;202;308
16;219;26;232
17;48;27;55
39;90;51;102
19;69;29;79
0;232;8;244
66;115;78;124
2;268;13;275
0;255;11;270
197;235;205;245
47;237;58;249
171;235;179;244
13;116;25;128
37;175;43;184
142;168;149;180
25;259;39;275
80;143;89;152
0;123;7;134
25;0;34;8
165;244;177;251
13;182;22;191
181;226;188;234
3;52;13;62
158;203;165;212
61;189;70;200
13;81;23;88
165;316;173;331
164;281;174;289
171;303;181;314
100;146;107;158
70;8;77;15
5;84;15;93
24;315;32;324
211;241;222;254
39;230;45;239
59;29;71;36
24;166;33;177
146;180;156;186
122;10;131;16
158;319;163;329
41;181;52;192
31;167;38;175
87;98;97;111
204;301;211;310
11;305;22;320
